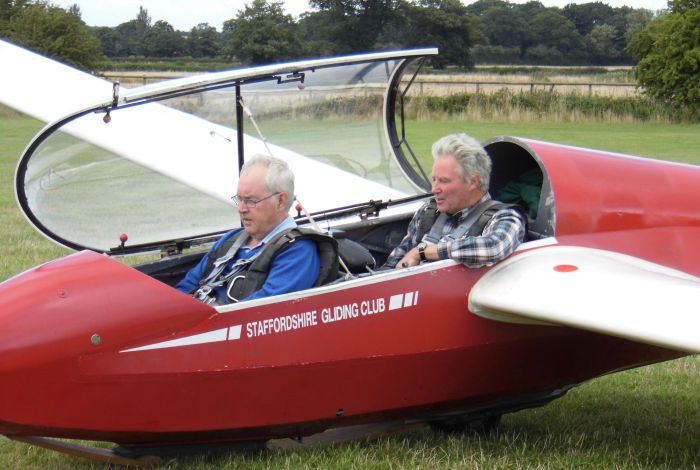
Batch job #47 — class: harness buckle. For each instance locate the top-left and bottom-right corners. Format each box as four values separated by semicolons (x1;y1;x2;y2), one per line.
226;275;247;303
192;286;220;306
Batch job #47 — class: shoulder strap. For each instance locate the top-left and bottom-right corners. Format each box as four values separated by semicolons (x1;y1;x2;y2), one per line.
422;200;522;243
416;198;438;243
228;228;339;302
467;202;525;237
198;230;247;288
465;201;507;237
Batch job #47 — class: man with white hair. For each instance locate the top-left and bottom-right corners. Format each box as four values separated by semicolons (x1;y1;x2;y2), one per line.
385;133;526;269
176;154;323;304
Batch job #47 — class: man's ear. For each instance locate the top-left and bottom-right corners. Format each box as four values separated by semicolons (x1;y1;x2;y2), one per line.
470;175;481;190
278;192;290;210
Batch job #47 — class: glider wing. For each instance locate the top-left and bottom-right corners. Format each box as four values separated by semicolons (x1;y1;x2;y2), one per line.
469;241;700;353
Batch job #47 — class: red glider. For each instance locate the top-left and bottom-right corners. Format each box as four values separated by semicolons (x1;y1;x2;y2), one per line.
1;41;699;465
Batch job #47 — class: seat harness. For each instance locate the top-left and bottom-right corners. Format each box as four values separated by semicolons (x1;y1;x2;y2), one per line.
417;198;520;244
193;228;339;305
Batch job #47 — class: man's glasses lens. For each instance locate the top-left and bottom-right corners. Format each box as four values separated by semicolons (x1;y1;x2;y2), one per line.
231;192;280;207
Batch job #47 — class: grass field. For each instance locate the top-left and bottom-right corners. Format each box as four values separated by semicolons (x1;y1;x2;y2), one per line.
1;115;700;469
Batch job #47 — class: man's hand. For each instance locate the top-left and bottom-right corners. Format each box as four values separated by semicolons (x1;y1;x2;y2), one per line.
395;247;421;269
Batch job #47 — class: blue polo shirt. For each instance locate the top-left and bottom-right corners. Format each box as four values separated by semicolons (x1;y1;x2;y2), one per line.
175;216;321;303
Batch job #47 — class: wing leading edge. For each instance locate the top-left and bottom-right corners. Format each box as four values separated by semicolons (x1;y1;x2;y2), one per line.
469;242;700;354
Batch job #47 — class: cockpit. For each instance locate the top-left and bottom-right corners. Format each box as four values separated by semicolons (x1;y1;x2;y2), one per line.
14;48;554;297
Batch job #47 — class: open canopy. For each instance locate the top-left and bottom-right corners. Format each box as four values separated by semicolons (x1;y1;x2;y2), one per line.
15;48;437;254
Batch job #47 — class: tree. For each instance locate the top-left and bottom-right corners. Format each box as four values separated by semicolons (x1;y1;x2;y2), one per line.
464;0;509;17
297;11;344;56
669;0;699;12
298;9;347;55
143;20;185;57
562;1;614;37
586;23;621;64
0;0;30;30
526;9;587;64
509;1;545;55
524;44;563;64
188;23;221;58
604;6;636;61
3;1;103;69
67;2;80;19
471;44;521;64
136;5;151;29
515;0;547;19
91;25;120;57
623;8;654;45
113;20;144;56
222;0;303;64
306;0;402;53
481;5;529;51
628;1;700;107
403;0;485;69
111;6;153;56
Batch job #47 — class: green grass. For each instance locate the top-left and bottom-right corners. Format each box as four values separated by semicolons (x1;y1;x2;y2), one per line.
0;116;71;280
2;115;700;468
405;120;700;166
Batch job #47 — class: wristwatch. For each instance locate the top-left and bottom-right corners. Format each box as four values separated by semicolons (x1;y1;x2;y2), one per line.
417;242;427;262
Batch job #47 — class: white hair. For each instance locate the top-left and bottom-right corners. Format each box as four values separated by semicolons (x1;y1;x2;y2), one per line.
241;154;295;210
431;133;491;192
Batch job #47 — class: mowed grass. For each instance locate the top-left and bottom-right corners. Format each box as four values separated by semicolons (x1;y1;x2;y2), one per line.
406;120;700;166
0;116;71;280
1;115;700;469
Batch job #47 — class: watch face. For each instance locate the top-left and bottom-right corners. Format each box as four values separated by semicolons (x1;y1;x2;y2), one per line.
418;242;427;260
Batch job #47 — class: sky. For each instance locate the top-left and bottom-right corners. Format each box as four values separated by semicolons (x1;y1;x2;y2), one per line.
49;0;669;32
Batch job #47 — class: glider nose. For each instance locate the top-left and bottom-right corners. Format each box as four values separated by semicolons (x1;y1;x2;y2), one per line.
0;253;105;371
0;251;213;372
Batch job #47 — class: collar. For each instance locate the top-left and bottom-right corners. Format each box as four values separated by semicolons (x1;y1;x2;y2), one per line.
244;215;297;250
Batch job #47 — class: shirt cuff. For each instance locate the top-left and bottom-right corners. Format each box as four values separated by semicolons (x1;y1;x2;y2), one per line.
436;241;451;260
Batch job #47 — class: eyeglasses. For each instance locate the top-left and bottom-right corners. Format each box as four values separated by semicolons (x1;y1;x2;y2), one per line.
231;192;280;208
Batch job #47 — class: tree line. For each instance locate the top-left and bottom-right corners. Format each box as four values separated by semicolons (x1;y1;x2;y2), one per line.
1;0;698;107
2;0;660;68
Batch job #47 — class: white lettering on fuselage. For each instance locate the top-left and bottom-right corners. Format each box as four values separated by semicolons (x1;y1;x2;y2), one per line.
320;297;385;324
121;291;420;353
246;310;318;338
241;290;417;340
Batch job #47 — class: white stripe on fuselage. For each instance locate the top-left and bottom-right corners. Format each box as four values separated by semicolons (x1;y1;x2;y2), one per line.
121;325;242;352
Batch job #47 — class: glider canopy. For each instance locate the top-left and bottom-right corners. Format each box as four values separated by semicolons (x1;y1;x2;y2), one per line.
15;48;438;254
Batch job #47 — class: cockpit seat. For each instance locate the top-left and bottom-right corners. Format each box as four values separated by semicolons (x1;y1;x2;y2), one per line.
496;167;543;221
337;238;376;274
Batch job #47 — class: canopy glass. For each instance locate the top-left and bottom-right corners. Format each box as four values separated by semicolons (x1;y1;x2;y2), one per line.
16;49;437;253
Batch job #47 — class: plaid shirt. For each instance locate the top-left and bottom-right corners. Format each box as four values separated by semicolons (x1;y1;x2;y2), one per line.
385;194;526;268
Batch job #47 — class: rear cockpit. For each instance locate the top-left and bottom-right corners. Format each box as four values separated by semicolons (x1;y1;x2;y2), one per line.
485;136;555;240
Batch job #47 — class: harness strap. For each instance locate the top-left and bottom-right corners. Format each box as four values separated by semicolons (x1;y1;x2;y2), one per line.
194;227;340;304
416;198;438;243
227;228;339;302
197;231;248;289
423;199;503;243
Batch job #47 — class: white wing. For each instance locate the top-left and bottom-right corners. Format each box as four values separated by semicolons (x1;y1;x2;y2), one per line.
469;243;700;353
1;39;410;208
0;39;113;121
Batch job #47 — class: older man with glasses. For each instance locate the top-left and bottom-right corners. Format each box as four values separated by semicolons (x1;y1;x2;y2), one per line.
175;154;321;305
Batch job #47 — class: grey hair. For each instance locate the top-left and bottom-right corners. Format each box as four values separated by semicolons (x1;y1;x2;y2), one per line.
241;154;295;210
431;133;491;192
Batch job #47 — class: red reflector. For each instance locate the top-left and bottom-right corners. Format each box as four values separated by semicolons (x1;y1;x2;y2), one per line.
554;264;578;272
